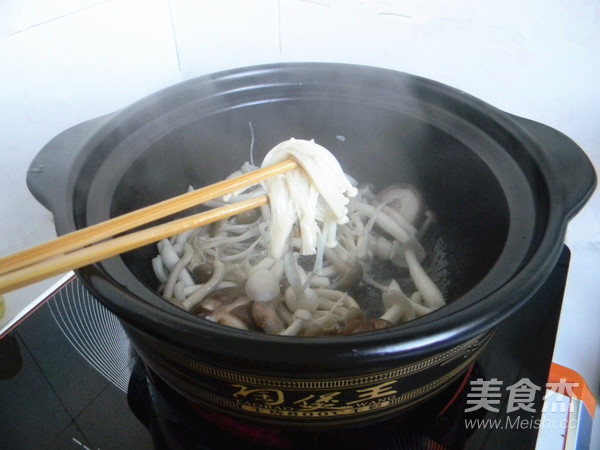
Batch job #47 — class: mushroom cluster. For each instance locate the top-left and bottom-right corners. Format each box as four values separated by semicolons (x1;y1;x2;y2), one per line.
151;139;445;336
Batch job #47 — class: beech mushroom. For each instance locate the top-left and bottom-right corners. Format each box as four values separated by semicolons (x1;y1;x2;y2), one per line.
240;259;286;331
191;263;214;284
280;309;312;336
380;280;416;324
276;302;294;325
182;259;225;310
196;297;253;330
157;238;195;286
252;299;286;334
404;249;445;309
377;184;424;226
408;292;433;318
283;252;319;312
245;268;280;302
417;210;437;240
311;292;364;332
150;139;448;337
152;256;169;283
323;248;363;290
284;286;319;312
389;237;426;269
354;202;411;243
163;244;194;299
173;280;237;302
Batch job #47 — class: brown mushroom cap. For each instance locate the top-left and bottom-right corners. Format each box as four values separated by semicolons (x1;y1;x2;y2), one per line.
377;184;424;225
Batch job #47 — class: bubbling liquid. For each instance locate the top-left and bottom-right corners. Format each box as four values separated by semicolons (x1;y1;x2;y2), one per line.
151;139;446;336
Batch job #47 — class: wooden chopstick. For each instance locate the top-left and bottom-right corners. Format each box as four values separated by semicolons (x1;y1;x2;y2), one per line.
0;159;297;277
0;195;269;294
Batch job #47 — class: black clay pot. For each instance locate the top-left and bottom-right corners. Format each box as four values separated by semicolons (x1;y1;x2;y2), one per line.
27;63;595;428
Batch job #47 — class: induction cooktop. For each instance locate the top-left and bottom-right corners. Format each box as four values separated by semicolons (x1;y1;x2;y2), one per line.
0;247;571;449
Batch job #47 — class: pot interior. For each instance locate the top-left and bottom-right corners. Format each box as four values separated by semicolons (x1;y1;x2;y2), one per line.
81;92;524;323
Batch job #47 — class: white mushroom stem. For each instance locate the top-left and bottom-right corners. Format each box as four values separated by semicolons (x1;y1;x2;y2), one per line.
152;256;169;283
283;252;319;312
404;249;445;309
276;302;294;325
313;292;354;326
158;238;195;286
284;286;319;312
320;248;361;289
353;202;411;243
283;252;302;290
416;210;436;240
163;244;195;299
312;227;327;275
366;234;426;268
380;304;404;323
202;227;260;249
201;297;223;311
175;230;195;247
389;237;427;268
207;297;252;330
316;302;352;319
307;274;331;288
219;236;262;262
173;281;237;301
331;243;352;262
270;258;285;279
409;295;433;318
350;215;369;260
313;288;361;310
157;239;181;269
323;247;352;273
280;309;312;336
381;280;415;324
315;263;339;278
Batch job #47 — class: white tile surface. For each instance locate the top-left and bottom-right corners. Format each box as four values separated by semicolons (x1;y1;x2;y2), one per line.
279;0;413;68
0;0;181;329
0;0;108;37
169;0;280;78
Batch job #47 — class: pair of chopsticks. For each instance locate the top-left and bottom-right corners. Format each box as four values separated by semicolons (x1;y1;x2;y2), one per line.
0;159;298;294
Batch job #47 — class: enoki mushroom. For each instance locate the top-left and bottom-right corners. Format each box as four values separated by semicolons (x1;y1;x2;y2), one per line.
152;139;445;336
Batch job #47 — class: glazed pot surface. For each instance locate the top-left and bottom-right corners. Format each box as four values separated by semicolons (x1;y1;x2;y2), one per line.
27;63;596;427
